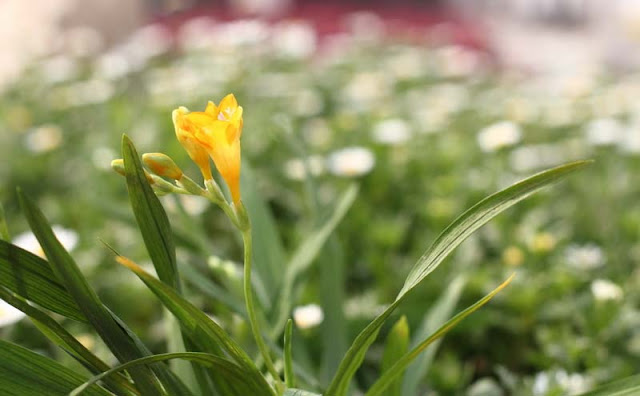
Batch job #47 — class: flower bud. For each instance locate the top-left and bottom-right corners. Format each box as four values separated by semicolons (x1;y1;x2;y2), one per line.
111;159;125;176
149;174;176;194
143;152;183;180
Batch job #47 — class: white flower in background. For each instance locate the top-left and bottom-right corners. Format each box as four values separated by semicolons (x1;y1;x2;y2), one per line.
13;225;78;258
384;48;425;80
591;279;623;301
565;243;605;270
585;118;624;146
619;123;640;154
92;146;117;170
24;124;63;153
372;118;411;145
61;79;115;107
94;51;131;81
0;299;25;328
215;20;269;49
326;147;375;177
39;55;79;84
293;304;324;329
342;72;390;111
284;155;325;181
477;121;522;152
271;21;317;59
532;371;550;396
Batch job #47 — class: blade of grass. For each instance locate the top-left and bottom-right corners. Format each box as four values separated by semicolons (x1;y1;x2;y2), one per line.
241;162;287;307
0;340;112;396
122;134;178;289
365;275;514;396
380;316;410;396
325;160;592;396
284;319;295;389
18;190;162;395
116;256;275;396
0;202;9;240
0;240;86;322
70;352;267;396
0;287;138;395
271;184;358;338
402;275;466;395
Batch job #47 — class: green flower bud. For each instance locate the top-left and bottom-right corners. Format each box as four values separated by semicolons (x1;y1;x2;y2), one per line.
143;153;183;180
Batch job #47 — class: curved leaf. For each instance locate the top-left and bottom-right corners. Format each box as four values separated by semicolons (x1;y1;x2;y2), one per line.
577;374;640;396
70;352;268;396
0;240;86;322
122;134;178;290
365;275;514;396
0;340;111;396
325;160;591;396
116;256;275;396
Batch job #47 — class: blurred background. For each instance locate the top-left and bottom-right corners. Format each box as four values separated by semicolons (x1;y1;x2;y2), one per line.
2;0;640;395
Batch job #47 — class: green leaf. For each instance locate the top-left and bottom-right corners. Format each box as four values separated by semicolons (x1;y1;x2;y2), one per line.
325;160;591;396
402;275;466;395
70;352;268;396
0;340;111;396
116;256;275;396
122;135;178;290
284;319;295;388
365;275;514;396
398;160;592;299
0;240;86;322
577;374;640;396
0;287;137;395
271;184;358;338
380;316;410;396
0;202;9;240
17;190;162;395
241;162;287;306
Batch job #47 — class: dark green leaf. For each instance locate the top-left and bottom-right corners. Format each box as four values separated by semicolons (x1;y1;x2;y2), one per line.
0;340;111;396
18;190;162;395
117;256;274;396
122;135;178;290
0;240;86;322
70;352;270;396
0;287;137;395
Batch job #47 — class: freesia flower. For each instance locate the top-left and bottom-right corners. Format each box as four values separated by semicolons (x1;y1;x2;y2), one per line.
173;94;243;204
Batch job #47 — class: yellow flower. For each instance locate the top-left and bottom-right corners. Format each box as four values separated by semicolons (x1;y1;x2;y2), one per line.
172;94;243;204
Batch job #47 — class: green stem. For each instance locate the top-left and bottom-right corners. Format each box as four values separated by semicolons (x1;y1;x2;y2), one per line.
243;228;284;393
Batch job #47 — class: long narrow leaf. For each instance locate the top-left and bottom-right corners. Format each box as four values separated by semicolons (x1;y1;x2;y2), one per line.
70;352;268;396
365;275;514;396
116;256;275;396
402;275;466;395
325;160;591;396
380;316;410;396
271;184;358;337
0;287;137;395
0;340;111;396
398;160;591;298
0;240;86;322
577;375;640;396
241;162;287;306
122;135;178;289
18;190;162;395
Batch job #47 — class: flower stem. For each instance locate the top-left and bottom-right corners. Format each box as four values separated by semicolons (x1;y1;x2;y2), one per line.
242;227;284;393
